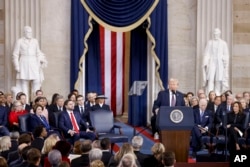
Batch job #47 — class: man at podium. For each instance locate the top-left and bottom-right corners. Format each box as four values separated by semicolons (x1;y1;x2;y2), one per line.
151;78;185;137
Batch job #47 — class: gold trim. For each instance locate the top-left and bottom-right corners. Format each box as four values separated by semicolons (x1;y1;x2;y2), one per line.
81;0;159;32
145;17;165;90
74;16;94;89
123;31;131;116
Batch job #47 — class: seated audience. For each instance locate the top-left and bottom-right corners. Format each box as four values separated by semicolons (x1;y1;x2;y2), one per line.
92;95;111;111
162;151;176;167
52;141;71;164
227;101;246;153
31;126;48;151
90;160;105;167
131;136;149;167
41;134;60;167
48;149;62;167
8;100;28;131
68;140;82;162
58;100;96;144
118;153;138;167
7;133;32;164
190;99;213;157
0;136;12;160
108;143;140;167
30;97;49;121
100;138;112;167
0;156;8;167
71;139;92;167
144;143;165;167
89;148;103;162
26;148;41;167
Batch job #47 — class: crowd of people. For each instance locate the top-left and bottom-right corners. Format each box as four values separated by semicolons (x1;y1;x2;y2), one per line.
0;89;177;167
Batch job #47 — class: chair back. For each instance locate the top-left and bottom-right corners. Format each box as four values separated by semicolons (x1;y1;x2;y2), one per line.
18;113;31;133
243;112;250;130
90;110;114;133
53;111;61;128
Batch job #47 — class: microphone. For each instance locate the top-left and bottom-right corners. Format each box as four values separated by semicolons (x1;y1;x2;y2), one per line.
172;90;176;95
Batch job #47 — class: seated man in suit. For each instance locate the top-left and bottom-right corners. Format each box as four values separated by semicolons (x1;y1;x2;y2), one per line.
191;99;213;157
75;95;91;126
92;95;111;111
59;100;96;144
151;78;185;137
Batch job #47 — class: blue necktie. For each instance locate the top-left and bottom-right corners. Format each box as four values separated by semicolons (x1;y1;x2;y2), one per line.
40;116;50;130
200;112;204;122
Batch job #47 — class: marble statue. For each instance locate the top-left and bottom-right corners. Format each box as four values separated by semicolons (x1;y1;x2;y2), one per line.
203;28;229;95
12;26;47;101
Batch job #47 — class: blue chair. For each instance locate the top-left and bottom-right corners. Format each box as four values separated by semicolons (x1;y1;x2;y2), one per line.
18;113;31;133
89;110;128;151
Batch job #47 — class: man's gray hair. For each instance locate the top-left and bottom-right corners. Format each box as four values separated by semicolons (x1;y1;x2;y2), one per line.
131;136;143;149
89;148;103;162
48;149;62;167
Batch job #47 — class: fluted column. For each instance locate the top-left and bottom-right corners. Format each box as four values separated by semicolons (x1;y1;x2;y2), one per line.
196;0;232;92
0;0;4;90
5;0;41;93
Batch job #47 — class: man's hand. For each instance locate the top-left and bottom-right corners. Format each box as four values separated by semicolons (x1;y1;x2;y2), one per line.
68;130;76;136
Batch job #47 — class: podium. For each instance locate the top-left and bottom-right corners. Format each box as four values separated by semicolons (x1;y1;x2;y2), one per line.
156;106;193;162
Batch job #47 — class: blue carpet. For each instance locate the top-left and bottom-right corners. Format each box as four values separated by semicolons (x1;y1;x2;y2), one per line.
114;122;155;154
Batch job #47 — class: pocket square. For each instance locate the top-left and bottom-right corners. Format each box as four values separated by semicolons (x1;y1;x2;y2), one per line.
205;116;209;118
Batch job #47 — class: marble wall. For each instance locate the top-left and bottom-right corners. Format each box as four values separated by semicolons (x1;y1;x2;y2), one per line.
168;0;197;94
232;0;250;94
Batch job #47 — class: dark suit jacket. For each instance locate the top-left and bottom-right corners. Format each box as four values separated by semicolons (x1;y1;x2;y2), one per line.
31;137;44;151
227;112;246;131
74;105;91;125
48;104;63;127
134;151;149;167
7;150;19;164
30;114;50;132
0;106;8;126
70;154;89;167
58;110;88;137
24;104;31;112
85;101;95;112
92;104;111;111
193;108;213;130
101;151;112;166
153;89;185;114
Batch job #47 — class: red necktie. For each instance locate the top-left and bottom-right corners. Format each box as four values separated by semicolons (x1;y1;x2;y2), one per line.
70;112;79;133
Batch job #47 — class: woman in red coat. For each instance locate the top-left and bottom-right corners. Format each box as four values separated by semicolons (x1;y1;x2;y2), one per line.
9;100;28;130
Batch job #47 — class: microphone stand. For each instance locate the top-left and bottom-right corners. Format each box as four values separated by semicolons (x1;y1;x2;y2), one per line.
222;110;228;161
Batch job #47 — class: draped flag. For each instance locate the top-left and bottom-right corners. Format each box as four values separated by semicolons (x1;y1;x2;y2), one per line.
71;0;168;126
99;26;126;116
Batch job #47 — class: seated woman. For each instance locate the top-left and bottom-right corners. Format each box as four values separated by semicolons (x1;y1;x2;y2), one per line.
8;100;28;131
30;104;62;138
30;96;49;122
227;101;246;152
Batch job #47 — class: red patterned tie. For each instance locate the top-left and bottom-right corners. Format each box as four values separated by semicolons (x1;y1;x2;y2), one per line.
70;112;79;133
